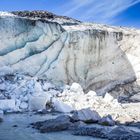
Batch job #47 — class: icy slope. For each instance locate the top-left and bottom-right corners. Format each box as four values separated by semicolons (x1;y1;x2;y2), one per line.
0;11;140;95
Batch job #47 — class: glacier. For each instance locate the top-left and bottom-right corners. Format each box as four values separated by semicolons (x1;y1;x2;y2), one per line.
0;11;140;97
0;11;140;140
0;11;140;110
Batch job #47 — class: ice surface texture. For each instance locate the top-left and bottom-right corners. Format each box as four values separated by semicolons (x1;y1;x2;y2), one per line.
0;11;140;95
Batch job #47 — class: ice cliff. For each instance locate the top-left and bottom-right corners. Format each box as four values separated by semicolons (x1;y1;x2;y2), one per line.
0;11;140;96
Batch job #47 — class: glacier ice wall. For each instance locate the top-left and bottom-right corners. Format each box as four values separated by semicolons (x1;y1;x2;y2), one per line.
0;13;140;95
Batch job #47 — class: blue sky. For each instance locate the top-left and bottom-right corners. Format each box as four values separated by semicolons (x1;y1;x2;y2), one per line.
0;0;140;28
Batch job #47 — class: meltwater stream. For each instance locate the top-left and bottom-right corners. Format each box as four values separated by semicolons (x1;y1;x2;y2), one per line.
0;113;104;140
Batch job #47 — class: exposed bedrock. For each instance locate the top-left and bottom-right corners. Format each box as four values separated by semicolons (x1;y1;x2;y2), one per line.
0;12;140;95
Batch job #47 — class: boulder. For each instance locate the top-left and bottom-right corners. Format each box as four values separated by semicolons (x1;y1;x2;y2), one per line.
32;115;72;133
73;126;108;138
99;115;115;126
72;108;101;123
69;121;86;130
107;126;140;140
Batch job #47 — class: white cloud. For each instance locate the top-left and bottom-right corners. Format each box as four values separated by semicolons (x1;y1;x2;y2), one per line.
62;0;140;23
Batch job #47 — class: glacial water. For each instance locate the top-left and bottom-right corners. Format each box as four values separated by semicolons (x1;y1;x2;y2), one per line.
0;113;104;140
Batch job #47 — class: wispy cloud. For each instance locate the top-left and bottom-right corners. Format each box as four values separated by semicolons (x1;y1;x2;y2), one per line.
61;0;140;23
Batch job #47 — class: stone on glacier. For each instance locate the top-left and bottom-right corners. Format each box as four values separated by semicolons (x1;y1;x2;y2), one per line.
70;83;83;93
52;98;74;113
0;99;16;111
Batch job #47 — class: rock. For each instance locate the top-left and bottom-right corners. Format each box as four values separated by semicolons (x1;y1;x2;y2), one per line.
103;93;114;102
72;108;101;123
73;126;108;138
12;125;18;127
32;115;72;133
118;96;129;103
69;121;87;130
52;98;74;113
70;83;83;93
107;126;140;140
99;115;115;126
0;99;16;111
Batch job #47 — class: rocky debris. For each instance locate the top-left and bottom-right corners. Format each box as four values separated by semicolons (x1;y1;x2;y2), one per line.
73;125;140;139
107;126;140;140
71;108;101;123
12;10;55;19
32;115;72;133
11;11;80;25
99;115;115;126
69;121;86;130
73;126;109;139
